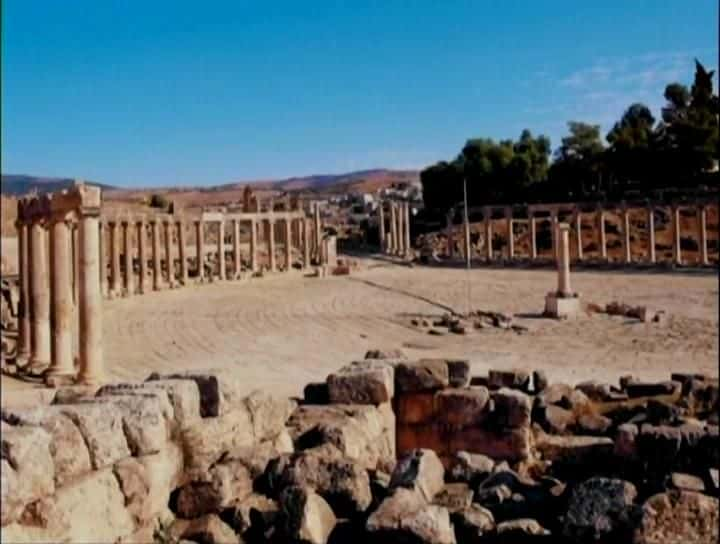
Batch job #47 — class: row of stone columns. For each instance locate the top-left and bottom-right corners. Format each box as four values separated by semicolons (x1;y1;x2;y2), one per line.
379;200;411;257
443;203;713;266
16;183;104;386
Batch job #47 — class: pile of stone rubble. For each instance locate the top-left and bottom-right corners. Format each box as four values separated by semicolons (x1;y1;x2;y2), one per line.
0;352;717;543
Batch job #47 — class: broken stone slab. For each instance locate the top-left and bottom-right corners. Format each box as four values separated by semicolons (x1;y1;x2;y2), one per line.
577;412;612;435
432;483;474;513
389;448;445;502
634;490;718;544
366;488;456;544
279;485;336;544
449;426;532;463
327;360;395;405
536;403;576;434
535;433;614;466
576;380;627;402
435;387;490;426
447;451;495;485
563;477;640;542
243;390;296;442
487;369;531;392
667;472;705;493
625;380;681;398
394;359;449;393
1;406;92;488
490;388;531;428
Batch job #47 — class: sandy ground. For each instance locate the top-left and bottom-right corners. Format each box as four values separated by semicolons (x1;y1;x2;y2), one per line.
3;259;718;403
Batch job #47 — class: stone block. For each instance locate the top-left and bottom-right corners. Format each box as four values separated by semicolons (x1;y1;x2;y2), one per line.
397;423;448;458
447;451;495;484
279;485;336;544
544;292;581;318
452;504;495;541
490;388;531;428
394;392;436;424
535;433;614;467
176;459;253;518
433;483;473;513
625;380;681;398
447;360;471;388
395;359;449;393
487;369;531;392
177;514;240;544
390;448;445;502
327;360;394;405
634;490;718;544
365;348;406;360
435;387;490;426
448;426;532;462
135;379;202;428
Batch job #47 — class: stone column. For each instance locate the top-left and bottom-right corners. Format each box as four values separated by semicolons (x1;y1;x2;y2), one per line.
697;205;709;265
622;205;631;264
557;223;572;296
122;219;134;296
77;194;104;385
151;219;162;290
164;218;176;287
177;218;188;284
284;217;292;270
250;219;258;272
303;218;311;268
379;203;386;253
195;219;205;281
109;220;121;297
397;202;406;256
404;202;411;258
136;219;147;293
314;203;322;260
217;220;226;280
99;221;108;298
46;215;74;384
529;210;537;260
72;223;79;304
505;208;514;259
646;206;656;264
268;219;277;272
29;218;51;369
597;207;607;260
672;205;682;265
16;219;31;364
389;203;397;254
484;207;493;261
232;219;241;278
574;210;583;261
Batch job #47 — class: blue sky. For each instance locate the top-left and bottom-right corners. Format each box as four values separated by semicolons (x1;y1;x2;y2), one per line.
2;1;717;187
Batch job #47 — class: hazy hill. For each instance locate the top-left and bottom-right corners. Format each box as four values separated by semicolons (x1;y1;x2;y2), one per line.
1;174;116;196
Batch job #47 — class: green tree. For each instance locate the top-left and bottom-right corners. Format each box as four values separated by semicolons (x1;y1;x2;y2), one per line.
549;122;605;199
605;103;657;193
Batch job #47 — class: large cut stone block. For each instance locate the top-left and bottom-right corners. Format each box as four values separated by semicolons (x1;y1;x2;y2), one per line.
448;426;532;462
395;359;449;393
327;360;395;404
490;388;531;428
487;369;531;392
435;387;490;426
394;392;436;424
390;448;445;502
176;459;254;518
397;423;449;458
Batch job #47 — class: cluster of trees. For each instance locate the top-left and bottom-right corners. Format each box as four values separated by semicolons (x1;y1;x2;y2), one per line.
421;60;718;215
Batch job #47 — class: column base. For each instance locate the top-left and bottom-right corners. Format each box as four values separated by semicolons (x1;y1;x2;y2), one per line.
76;372;105;386
45;372;77;388
544;292;581;319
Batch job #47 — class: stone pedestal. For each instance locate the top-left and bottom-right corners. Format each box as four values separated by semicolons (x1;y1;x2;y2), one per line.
544;293;582;319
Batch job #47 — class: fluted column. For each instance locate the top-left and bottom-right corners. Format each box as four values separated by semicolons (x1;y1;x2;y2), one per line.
164;218;176;287
505;208;514;259
646;206;656;264
29;218;51;369
16;218;31;364
177;218;188;284
697;205;709;265
151;219;162;290
672;205;682;265
284;217;292;270
529;212;538;260
484;207;493;261
574;209;583;261
217;220;226;280
250;219;258;272
268;219;277;272
597;207;607;260
122;219;134;296
622;205;631;264
136;219;147;293
46;215;74;384
108;220;121;297
195;219;205;281
379;203;386;253
232;219;241;278
77;195;104;386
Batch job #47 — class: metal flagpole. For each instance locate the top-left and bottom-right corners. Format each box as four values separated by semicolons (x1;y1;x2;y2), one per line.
463;176;471;316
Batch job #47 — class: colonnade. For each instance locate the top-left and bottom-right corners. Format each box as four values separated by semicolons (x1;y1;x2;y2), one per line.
378;200;412;257
442;199;716;267
14;184;334;388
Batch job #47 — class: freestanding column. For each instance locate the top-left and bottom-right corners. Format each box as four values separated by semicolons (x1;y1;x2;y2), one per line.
108;220;121;297
232;219;241;278
646;206;656;264
622;205;631;264
557;223;572;296
597;207;607;260
177;218;188;284
29;218;51;369
250;219;258;272
505;208;514;259
303;218;311;268
379;203;386;253
46;215;74;384
217;220;226;280
574;209;583;261
99;221;108;298
314;204;322;260
484;207;493;261
529;211;538;260
268;219;277;272
16;218;31;364
122;219;134;296
72;224;79;304
77;187;104;385
284;217;292;270
697;205;709;265
672;205;682;265
136;218;147;293
404;202;411;257
195;219;205;281
389;203;397;254
164;218;176;287
151;219;162;290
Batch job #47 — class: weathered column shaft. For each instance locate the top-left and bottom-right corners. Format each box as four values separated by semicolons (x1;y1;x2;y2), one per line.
268;219;277;271
285;218;292;270
314;204;322;260
698;206;708;265
16;220;31;362
250;219;258;272
195;220;205;280
557;223;572;296
47;217;74;381
622;207;632;263
575;210;583;261
303;218;311;267
389;203;397;254
232;219;241;277
404;202;411;257
646;207;656;263
217;220;225;280
109;221;121;295
99;221;108;297
484;207;493;261
72;224;79;305
597;209;607;260
29;220;51;367
78;208;104;385
151;220;162;290
672;206;682;265
529;215;537;260
122;221;134;295
379;204;386;253
164;220;176;286
137;221;147;293
177;220;188;284
505;208;514;259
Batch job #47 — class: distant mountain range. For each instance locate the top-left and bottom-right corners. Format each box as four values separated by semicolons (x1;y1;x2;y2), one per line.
1;169;419;197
